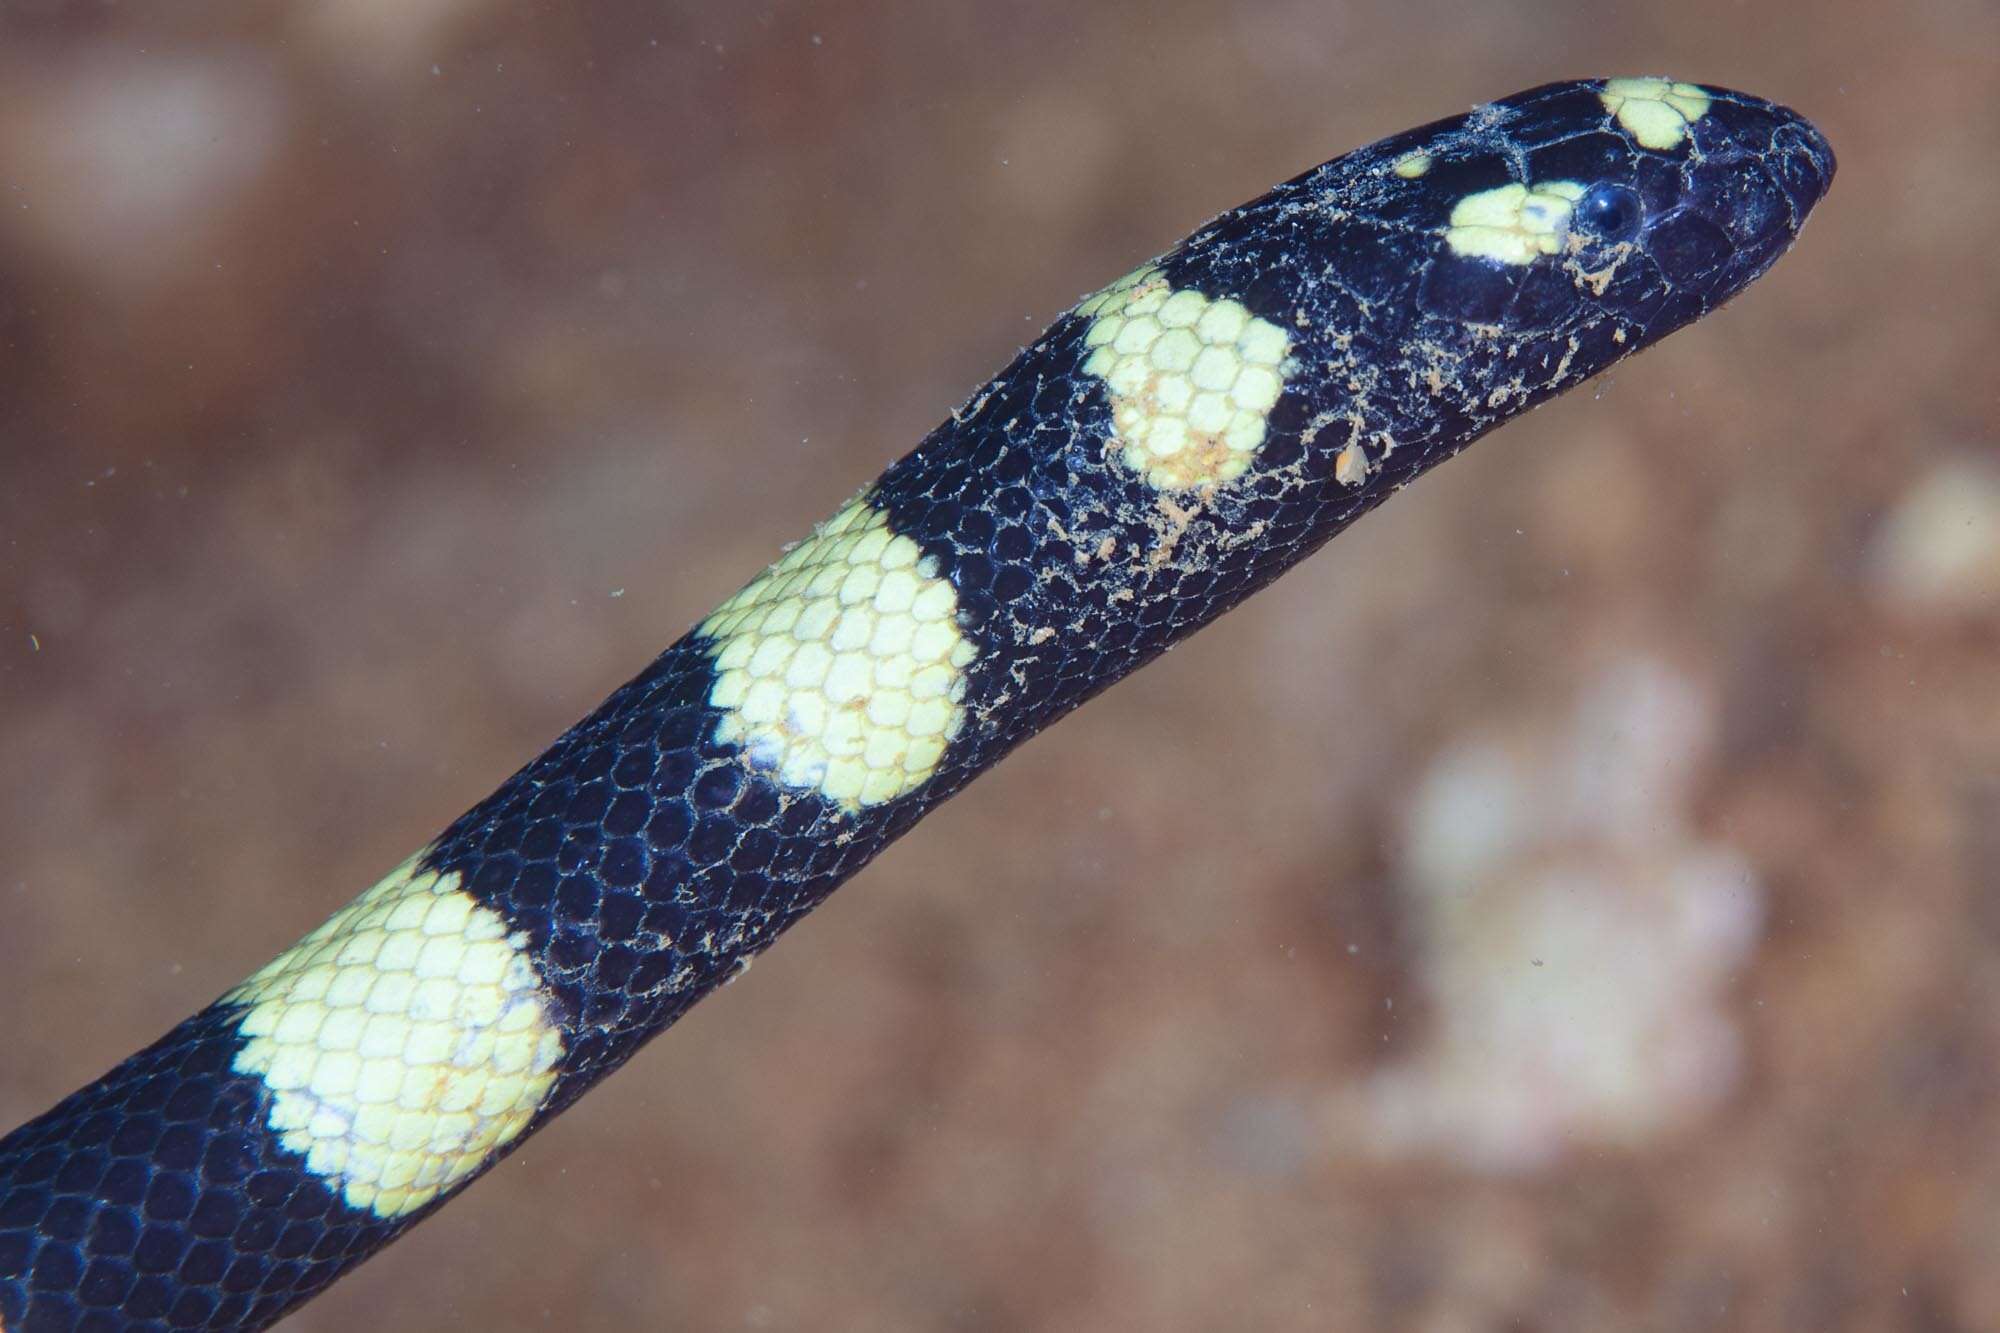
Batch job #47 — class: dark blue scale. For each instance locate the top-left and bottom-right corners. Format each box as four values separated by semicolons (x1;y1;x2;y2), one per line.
1;79;1832;1330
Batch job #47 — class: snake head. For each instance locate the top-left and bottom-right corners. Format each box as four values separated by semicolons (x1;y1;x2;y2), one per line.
1414;77;1837;340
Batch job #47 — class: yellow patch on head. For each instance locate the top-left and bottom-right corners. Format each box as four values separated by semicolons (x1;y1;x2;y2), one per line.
226;854;564;1220
701;496;976;810
1444;180;1587;265
1077;265;1295;491
1600;77;1712;151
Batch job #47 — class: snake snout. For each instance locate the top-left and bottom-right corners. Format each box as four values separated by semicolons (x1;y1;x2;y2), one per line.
1771;110;1837;218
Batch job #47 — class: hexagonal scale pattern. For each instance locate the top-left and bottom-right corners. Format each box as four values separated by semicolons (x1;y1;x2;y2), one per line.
1077;265;1295;491
700;494;977;810
225;854;564;1219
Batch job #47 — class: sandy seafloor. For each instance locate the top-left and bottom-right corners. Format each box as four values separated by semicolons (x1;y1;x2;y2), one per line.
2;2;1996;1328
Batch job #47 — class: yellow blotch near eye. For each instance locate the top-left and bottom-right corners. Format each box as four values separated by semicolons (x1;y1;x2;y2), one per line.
1600;77;1712;151
1077;265;1296;491
226;853;564;1220
1444;180;1587;265
701;495;976;810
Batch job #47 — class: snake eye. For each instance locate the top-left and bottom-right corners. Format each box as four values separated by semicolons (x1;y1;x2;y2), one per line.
1575;183;1644;241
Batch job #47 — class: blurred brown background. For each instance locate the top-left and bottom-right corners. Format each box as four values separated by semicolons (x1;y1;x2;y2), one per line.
0;2;1993;1329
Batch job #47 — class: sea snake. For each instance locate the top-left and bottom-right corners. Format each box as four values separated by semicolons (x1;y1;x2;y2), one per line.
0;78;1832;1330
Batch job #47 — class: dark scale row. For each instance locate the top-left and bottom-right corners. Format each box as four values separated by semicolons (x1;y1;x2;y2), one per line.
421;641;919;1110
0;1009;401;1331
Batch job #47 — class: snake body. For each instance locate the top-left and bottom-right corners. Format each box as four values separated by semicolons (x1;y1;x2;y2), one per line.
1;78;1832;1330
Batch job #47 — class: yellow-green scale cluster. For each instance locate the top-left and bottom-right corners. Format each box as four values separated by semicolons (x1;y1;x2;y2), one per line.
1078;265;1295;491
225;854;565;1219
700;496;977;811
1600;77;1712;151
1444;181;1588;266
1391;151;1434;179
